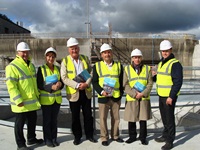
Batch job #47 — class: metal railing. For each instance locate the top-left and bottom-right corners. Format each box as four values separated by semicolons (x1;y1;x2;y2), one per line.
0;32;196;40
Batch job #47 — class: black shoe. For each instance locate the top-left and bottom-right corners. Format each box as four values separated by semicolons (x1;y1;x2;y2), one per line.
112;137;124;143
27;138;44;145
161;142;173;150
141;139;148;145
87;137;98;143
155;137;166;143
125;138;136;144
102;141;109;146
73;139;81;145
17;146;32;150
53;140;60;146
45;140;55;147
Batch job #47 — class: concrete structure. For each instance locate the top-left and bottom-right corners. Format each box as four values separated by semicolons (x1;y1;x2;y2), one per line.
0;33;198;70
0;14;30;34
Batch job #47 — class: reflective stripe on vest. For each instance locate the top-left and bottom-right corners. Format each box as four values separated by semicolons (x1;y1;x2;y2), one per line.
39;65;62;105
125;65;150;101
156;58;180;97
96;61;121;98
63;55;92;94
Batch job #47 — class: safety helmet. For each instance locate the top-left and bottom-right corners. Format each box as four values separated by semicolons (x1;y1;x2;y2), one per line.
160;40;172;50
100;43;112;53
45;47;57;56
131;48;143;57
67;37;79;47
17;42;30;51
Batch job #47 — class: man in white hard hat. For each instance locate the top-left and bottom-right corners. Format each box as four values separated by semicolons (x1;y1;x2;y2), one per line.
92;43;124;146
60;37;97;145
5;42;43;150
153;40;183;150
123;49;153;145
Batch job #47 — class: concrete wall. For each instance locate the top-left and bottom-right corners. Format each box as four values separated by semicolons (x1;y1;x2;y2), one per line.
0;38;198;69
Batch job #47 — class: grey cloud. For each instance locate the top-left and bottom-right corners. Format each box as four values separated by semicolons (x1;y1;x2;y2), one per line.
1;0;200;38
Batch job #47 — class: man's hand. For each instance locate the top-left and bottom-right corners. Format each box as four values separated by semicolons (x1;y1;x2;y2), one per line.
78;82;88;90
166;97;173;105
135;91;143;99
17;102;24;107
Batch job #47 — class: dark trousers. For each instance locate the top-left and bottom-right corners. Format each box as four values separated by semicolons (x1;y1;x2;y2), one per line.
41;102;60;142
69;90;94;140
14;110;37;148
128;121;147;141
159;96;176;143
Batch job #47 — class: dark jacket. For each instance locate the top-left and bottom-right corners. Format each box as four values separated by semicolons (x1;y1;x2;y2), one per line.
153;53;183;100
92;61;124;103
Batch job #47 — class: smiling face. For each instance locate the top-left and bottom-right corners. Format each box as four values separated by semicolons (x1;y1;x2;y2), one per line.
101;50;113;64
161;48;172;59
17;51;29;61
68;45;80;60
132;56;142;65
45;52;56;65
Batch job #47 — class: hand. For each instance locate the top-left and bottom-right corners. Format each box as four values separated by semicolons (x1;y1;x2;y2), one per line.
135;91;143;99
55;81;62;89
166;97;173;105
78;82;88;90
17;102;24;107
102;91;110;97
52;84;58;91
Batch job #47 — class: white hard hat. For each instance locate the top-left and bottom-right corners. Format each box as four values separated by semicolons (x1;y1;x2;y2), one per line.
100;43;112;53
45;47;57;56
67;37;79;47
160;40;172;50
17;42;30;51
131;48;143;57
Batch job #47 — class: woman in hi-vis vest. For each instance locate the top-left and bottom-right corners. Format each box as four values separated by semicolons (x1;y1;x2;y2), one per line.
37;47;64;147
123;49;153;145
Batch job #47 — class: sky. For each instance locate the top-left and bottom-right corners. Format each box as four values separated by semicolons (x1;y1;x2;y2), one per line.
0;0;200;39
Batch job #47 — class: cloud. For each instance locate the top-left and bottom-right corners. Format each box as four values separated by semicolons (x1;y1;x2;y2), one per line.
1;0;200;39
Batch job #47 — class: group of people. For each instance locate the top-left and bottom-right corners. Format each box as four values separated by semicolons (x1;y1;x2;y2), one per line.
5;38;183;150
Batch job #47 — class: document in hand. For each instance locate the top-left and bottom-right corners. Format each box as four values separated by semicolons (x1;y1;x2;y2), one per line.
45;74;58;85
133;81;146;92
103;77;116;96
73;69;91;83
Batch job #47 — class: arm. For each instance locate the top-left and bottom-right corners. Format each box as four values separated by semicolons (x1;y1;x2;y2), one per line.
170;62;183;100
123;70;137;98
142;68;153;97
6;65;23;106
119;64;124;96
92;64;104;95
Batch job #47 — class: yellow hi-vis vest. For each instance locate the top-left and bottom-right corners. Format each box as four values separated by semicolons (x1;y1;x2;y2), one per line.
63;55;92;94
156;58;180;97
95;61;121;98
5;56;41;113
125;65;150;101
39;64;62;105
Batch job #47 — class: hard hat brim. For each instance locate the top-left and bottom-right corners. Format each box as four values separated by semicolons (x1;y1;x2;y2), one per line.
17;49;30;51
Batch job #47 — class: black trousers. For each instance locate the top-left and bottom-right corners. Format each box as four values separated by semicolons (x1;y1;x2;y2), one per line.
69;90;94;140
128;121;147;141
159;96;176;143
14;110;37;148
41;102;60;142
